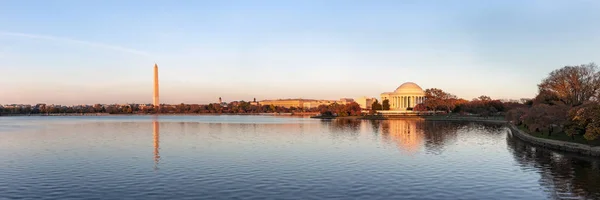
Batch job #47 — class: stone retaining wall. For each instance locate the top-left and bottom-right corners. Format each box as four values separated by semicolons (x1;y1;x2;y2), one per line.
508;124;600;156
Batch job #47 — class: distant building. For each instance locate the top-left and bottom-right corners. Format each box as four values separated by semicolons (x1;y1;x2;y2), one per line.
356;96;376;110
217;97;228;107
381;82;426;111
259;98;355;109
339;98;355;104
499;99;520;103
302;99;343;109
260;99;305;108
2;104;31;109
519;98;532;104
250;98;259;106
138;104;154;110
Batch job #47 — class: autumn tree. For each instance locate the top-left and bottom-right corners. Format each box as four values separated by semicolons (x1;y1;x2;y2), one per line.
477;95;492;102
533;89;561;105
346;102;362;116
543;103;569;136
503;101;529;112
449;95;505;117
382;99;390;110
318;102;362;117
413;103;427;111
177;103;187;113
423;88;457;112
565;102;600;140
507;63;600;141
516;63;600;140
94;104;102;111
371;100;383;111
538;63;600;106
523;104;551;133
506;107;528;125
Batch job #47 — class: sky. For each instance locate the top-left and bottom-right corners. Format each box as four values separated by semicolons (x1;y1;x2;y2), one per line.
1;0;599;105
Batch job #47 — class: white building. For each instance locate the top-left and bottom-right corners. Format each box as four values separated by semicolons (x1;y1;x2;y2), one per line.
380;82;426;110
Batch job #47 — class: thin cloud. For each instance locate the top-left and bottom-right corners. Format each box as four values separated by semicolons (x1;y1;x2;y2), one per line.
0;31;151;56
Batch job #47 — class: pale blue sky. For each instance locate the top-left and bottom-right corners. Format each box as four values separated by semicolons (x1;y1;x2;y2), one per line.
1;0;599;104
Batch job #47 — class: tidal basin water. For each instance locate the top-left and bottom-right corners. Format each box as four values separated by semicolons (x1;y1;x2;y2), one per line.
1;116;599;200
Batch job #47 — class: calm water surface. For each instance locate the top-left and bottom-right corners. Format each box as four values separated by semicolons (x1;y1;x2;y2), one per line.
0;115;599;200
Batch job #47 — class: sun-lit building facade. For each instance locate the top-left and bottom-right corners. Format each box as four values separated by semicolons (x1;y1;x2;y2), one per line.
380;82;426;110
356;96;377;110
153;64;160;107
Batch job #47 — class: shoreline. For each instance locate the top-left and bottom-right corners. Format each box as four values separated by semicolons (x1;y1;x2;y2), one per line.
0;112;318;117
508;124;600;156
311;115;507;123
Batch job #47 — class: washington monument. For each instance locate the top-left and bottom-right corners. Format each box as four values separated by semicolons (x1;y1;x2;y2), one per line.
153;63;159;107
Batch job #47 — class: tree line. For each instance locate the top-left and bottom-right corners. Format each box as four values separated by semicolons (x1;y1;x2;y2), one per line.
317;102;362;117
0;101;323;115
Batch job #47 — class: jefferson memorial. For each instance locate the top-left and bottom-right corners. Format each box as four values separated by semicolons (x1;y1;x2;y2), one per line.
381;82;426;110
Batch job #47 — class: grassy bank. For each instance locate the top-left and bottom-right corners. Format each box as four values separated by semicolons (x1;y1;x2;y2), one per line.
517;125;600;147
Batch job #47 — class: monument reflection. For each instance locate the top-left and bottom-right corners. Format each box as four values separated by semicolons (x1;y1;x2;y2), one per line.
153;117;160;170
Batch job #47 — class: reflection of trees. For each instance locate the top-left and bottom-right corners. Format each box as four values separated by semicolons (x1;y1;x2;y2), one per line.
420;121;462;154
376;120;509;155
507;134;600;199
334;119;361;133
380;120;425;154
369;120;381;135
324;119;362;138
463;122;506;133
423;121;507;154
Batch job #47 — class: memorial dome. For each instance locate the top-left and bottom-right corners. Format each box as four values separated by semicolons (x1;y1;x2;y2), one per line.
394;82;425;94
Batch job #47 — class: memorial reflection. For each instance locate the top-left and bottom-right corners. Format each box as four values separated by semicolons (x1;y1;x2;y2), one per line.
506;133;600;199
380;120;425;154
373;120;506;155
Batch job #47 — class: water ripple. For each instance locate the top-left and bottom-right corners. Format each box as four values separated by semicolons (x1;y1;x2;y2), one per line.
0;116;599;199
